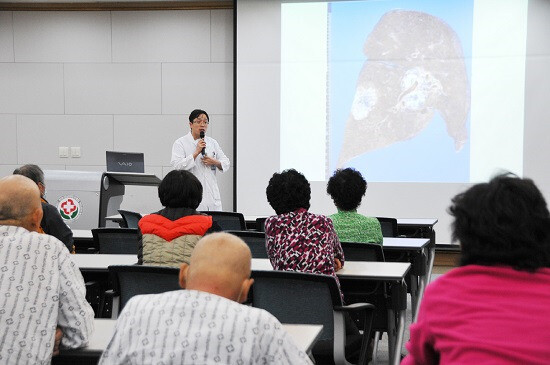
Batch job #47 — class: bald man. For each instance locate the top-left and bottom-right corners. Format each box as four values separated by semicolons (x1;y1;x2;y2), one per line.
0;175;94;364
99;233;312;365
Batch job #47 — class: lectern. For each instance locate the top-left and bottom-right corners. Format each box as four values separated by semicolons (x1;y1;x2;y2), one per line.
44;170;161;229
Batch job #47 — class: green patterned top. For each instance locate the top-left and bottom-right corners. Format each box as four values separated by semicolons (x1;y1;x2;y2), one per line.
329;210;383;244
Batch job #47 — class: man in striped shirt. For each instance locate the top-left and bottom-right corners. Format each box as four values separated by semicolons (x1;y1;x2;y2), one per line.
0;175;94;364
100;232;312;365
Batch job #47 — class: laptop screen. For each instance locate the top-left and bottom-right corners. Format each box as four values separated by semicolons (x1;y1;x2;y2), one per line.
106;151;145;173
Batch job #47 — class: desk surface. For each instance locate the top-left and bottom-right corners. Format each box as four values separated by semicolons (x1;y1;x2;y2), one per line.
73;254;137;270
75;319;322;355
73;255;409;280
72;229;92;239
251;258;410;281
382;237;430;249
396;218;438;227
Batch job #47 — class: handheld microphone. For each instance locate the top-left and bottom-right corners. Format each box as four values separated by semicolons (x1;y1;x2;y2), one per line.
199;131;205;156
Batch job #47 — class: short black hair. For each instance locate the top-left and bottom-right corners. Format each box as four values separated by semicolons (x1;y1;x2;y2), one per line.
449;173;550;271
188;109;209;123
158;170;203;209
266;169;311;215
13;164;44;185
327;168;367;211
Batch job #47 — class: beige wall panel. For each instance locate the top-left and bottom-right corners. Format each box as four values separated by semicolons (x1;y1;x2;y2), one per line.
113;114;185;166
0;12;14;62
65;63;161;115
0;63;64;114
162;62;232;115
112;10;210;62
17;115;113;165
0;115;17;164
211;9;233;63
13;11;111;62
208;113;233;163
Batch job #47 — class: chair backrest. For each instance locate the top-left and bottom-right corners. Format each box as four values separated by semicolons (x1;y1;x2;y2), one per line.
251;270;342;342
92;228;139;254
118;210;143;229
376;217;398;237
109;265;181;313
200;211;246;231
227;230;268;258
341;241;385;262
339;242;387;332
255;217;267;232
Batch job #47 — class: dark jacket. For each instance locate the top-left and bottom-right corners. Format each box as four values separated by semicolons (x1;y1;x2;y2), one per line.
40;199;74;252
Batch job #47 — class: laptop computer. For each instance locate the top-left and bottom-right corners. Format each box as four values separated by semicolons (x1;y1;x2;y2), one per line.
106;151;145;173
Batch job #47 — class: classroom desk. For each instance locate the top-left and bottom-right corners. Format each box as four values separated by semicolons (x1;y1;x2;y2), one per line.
396;218;438;287
252;259;410;365
73;256;409;365
53;319;323;363
383;236;430;319
72;229;97;253
73;229;93;240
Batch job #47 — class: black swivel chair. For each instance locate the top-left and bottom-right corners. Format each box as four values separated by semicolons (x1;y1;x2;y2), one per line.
117;209;142;229
255;217;267;232
200;211;246;231
339;241;397;363
251;270;375;365
341;242;385;262
92;228;139;255
376;217;399;237
104;265;181;318
227;230;268;258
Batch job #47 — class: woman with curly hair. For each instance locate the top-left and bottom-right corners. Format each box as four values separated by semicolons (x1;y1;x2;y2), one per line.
403;174;550;364
264;169;345;297
327;168;382;244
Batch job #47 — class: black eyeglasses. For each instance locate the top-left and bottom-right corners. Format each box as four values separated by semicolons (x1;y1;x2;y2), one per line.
193;119;209;125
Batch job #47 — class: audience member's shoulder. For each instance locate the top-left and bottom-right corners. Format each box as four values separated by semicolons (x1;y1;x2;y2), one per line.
18;228;70;254
314;212;333;225
41;201;59;215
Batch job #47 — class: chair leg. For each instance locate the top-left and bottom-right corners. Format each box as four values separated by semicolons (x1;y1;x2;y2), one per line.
333;311;353;365
371;332;381;365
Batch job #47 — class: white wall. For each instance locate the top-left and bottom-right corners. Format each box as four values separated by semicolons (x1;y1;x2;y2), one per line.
0;9;234;212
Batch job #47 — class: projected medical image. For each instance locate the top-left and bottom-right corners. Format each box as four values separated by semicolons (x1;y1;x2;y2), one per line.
328;1;473;182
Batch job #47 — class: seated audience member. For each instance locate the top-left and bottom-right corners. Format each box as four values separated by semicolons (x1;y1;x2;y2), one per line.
0;175;94;364
265;169;345;297
327;168;383;244
403;174;550;365
137;169;221;267
13;164;74;252
99;232;312;365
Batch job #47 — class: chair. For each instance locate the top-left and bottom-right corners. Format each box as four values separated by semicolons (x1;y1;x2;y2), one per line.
117;209;142;229
200;211;246;231
104;265;181;318
255;217;267;232
376;217;398;237
227;230;268;258
92;228;139;254
341;242;385;262
251;270;375;365
338;242;396;364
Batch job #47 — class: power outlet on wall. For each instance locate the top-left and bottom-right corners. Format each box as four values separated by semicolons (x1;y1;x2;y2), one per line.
71;147;81;158
58;146;69;158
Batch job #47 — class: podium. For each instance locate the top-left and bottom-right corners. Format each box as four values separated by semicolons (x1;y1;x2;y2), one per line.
44;171;161;229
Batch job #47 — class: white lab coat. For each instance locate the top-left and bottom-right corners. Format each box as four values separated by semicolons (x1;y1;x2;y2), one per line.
170;132;230;211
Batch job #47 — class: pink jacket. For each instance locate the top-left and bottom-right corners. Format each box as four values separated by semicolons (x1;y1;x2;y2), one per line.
403;265;550;365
